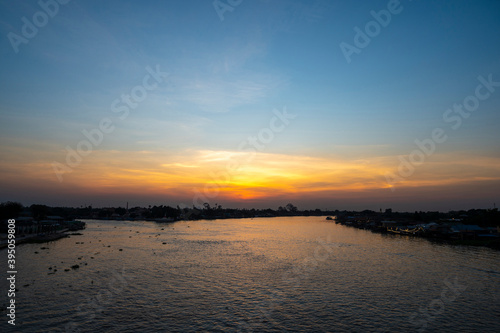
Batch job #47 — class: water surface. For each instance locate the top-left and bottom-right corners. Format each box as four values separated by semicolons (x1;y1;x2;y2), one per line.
1;217;499;332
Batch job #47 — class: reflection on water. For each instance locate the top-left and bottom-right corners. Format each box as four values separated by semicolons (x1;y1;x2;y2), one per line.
1;217;499;332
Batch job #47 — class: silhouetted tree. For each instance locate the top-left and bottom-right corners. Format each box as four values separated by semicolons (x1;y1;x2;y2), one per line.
30;204;49;221
98;209;110;218
164;206;178;218
286;203;298;212
0;202;23;219
115;207;127;216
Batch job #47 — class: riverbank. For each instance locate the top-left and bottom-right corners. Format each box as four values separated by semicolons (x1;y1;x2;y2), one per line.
332;216;500;250
0;230;70;249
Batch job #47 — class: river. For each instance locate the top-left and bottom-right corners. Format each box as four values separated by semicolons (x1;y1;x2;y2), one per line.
1;216;499;332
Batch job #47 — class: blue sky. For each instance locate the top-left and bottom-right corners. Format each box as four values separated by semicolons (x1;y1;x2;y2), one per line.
1;0;499;211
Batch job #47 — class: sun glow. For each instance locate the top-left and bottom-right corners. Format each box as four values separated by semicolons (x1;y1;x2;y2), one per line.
3;142;500;207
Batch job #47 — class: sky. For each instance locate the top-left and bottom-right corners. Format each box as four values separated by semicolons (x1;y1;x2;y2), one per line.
0;0;499;212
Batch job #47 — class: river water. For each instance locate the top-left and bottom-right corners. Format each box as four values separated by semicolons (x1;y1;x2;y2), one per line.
1;216;499;332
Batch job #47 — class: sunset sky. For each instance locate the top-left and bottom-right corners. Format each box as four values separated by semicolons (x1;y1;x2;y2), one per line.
1;0;499;211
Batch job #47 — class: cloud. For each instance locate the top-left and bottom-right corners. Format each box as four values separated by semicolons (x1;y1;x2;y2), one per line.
172;74;284;113
2;139;499;209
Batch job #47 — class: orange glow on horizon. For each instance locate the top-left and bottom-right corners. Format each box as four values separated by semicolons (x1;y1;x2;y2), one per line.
2;145;500;206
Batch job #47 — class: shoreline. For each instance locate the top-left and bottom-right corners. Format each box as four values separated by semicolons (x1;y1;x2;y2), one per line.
0;230;70;249
334;218;500;251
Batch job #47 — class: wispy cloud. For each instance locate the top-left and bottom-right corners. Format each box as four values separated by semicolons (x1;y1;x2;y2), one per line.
177;78;268;113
